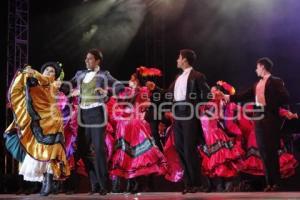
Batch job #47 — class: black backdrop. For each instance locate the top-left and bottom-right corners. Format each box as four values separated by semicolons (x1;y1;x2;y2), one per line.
28;0;300;105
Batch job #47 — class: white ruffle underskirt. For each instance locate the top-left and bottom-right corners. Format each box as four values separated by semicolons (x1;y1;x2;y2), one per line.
19;154;53;182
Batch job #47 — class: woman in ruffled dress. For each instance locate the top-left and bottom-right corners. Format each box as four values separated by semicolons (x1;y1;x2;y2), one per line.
5;62;70;196
109;73;167;193
199;82;245;191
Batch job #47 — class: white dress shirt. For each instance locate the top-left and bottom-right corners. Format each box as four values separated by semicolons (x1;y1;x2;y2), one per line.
174;67;193;101
83;66;100;83
255;74;271;106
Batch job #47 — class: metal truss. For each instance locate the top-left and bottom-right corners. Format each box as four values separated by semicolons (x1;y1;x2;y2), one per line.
5;0;29;175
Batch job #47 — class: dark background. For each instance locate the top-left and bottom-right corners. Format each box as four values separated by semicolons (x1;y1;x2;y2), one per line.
26;0;300;102
0;0;8;176
1;0;300;190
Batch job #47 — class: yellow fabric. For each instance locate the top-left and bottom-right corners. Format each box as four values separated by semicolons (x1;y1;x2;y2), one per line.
6;70;70;179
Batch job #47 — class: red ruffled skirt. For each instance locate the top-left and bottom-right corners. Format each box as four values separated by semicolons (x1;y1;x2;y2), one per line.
163;125;184;182
241;131;298;178
110;118;167;179
199;116;244;178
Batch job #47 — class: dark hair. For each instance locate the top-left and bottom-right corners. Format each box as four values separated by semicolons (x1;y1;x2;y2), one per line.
131;72;138;81
40;61;62;79
215;85;229;95
180;49;197;66
257;57;273;73
130;72;141;85
87;48;103;62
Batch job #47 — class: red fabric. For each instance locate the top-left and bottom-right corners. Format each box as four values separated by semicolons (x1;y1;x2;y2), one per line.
163;125;184;182
279;152;298;178
199;103;244;178
241;147;298;178
238;106;298;177
109;103;167;179
137;66;162;77
105;123;115;163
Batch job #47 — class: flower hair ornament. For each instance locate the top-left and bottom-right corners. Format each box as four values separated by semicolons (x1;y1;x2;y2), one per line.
216;80;236;95
136;66;162;77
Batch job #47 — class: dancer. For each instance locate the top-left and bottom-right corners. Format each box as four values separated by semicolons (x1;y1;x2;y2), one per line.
110;84;167;193
224;57;290;191
199;83;244;192
169;49;210;194
5;62;70;196
70;49;124;195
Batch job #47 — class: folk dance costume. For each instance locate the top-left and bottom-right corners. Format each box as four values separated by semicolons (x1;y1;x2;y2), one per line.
57;93;78;164
238;105;298;178
199;83;244;178
110;87;167;179
5;63;70;196
199;105;244;178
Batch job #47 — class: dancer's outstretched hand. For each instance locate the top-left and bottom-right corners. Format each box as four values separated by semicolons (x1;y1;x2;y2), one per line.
95;87;108;95
71;89;80;97
23;66;35;77
53;80;62;88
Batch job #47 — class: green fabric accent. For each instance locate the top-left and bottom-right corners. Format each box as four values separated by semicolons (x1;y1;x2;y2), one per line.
81;77;98;105
4;130;26;162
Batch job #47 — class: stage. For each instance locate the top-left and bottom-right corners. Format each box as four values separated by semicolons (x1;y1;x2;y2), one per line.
1;192;300;200
1;1;300;200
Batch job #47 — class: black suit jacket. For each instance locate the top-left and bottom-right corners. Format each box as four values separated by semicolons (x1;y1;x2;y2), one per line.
168;69;211;104
230;75;289;116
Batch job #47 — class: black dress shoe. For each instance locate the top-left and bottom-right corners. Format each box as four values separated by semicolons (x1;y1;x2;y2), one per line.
89;185;100;195
263;185;273;192
111;188;123;193
271;185;280;192
111;178;123;193
65;190;75;195
199;186;211;193
99;188;108;196
89;189;98;195
190;187;198;193
182;188;189;195
130;181;139;194
52;181;60;195
126;179;138;194
182;187;198;194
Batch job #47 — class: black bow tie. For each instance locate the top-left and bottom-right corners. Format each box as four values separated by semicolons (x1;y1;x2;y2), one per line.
178;69;184;75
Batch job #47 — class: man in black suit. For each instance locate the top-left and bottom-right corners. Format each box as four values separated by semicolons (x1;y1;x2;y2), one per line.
169;49;211;194
224;57;289;191
71;49;124;195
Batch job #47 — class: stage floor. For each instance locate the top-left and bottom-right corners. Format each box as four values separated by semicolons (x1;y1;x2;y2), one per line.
1;192;300;199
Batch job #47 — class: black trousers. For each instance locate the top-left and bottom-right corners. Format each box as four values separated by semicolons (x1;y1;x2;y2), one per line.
173;104;204;187
148;119;163;152
254;112;281;186
77;106;108;190
145;108;164;152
